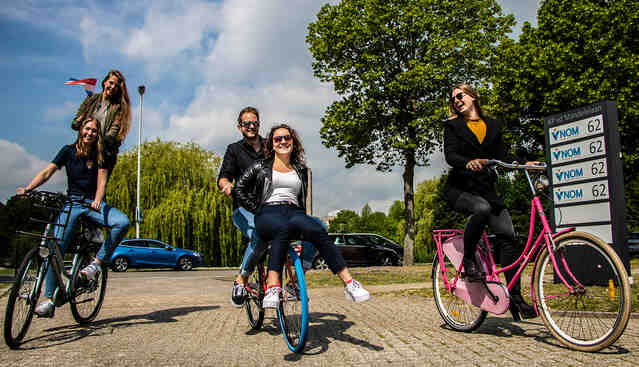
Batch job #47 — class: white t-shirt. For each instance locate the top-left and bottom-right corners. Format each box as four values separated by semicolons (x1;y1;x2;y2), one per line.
265;170;301;206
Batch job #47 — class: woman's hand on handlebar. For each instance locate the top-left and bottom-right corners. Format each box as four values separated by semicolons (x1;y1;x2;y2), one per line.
466;158;487;171
16;187;27;196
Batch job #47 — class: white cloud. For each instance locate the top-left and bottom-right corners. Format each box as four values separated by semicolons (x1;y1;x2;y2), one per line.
0;140;66;203
44;101;77;122
1;0;539;216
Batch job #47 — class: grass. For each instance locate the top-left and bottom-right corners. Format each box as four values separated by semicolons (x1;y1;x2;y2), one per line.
305;265;433;288
306;259;639;313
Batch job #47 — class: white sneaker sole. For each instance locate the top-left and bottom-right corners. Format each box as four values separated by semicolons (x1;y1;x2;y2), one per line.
262;300;279;309
344;292;371;303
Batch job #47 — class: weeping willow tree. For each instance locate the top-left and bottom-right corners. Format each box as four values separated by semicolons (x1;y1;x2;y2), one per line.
107;140;242;266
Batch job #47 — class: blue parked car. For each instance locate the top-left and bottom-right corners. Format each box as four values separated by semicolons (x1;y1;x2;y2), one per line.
110;239;203;272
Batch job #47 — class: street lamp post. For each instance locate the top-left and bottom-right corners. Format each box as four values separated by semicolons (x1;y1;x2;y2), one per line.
136;85;145;238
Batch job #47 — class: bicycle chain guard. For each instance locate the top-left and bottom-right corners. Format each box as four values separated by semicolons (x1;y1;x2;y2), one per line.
442;236;510;314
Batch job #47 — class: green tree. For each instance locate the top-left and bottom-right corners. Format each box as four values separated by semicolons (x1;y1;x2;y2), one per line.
307;0;515;265
491;0;639;180
107;140;242;266
413;177;440;262
387;200;405;244
328;209;360;233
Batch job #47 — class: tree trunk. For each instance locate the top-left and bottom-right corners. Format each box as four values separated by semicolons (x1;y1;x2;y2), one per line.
402;151;416;266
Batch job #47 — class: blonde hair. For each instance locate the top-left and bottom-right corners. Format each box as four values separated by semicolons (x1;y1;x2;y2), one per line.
102;69;132;141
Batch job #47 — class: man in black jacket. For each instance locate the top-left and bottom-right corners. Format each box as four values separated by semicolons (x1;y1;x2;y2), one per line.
218;106;267;307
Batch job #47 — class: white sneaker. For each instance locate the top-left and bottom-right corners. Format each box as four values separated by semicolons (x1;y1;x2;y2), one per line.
81;261;102;281
344;280;371;302
262;287;282;309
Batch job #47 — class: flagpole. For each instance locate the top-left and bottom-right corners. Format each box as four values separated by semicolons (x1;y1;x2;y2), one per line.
136;85;145;238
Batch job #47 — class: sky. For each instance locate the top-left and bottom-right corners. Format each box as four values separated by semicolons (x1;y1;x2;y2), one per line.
0;0;540;217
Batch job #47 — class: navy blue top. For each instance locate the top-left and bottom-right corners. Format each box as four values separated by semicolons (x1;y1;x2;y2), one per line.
52;145;102;197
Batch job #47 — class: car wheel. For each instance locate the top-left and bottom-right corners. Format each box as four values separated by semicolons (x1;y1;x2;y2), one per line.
112;256;129;272
312;257;329;270
380;256;393;267
177;256;193;271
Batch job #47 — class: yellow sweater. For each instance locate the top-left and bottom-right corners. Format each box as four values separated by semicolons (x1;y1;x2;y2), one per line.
466;118;486;144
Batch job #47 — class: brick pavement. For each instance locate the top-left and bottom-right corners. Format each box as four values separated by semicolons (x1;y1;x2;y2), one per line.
0;270;637;366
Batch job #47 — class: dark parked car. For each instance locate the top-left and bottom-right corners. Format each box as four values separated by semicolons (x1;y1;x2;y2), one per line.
110;239;203;272
312;233;404;269
628;232;639;257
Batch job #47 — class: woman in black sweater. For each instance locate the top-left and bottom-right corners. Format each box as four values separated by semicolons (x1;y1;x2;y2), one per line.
443;84;536;320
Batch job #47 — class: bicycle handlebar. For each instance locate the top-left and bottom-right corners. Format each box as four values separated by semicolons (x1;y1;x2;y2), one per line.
484;159;547;171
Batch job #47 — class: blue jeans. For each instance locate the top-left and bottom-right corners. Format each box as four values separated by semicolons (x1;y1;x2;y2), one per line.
234;207;320;278
44;197;130;298
255;205;345;274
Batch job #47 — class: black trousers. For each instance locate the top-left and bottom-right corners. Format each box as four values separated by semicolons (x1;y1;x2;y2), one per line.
454;192;524;295
255;205;346;275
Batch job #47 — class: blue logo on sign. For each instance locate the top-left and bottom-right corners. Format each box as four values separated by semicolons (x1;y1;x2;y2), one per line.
551;126;579;141
555;189;583;201
552;147;581;161
555;168;583;182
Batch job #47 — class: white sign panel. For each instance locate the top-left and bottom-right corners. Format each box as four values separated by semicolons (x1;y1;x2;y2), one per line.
554;202;611;225
549;136;606;164
570;224;613;243
550;158;608;185
553;180;609;204
548;114;604;146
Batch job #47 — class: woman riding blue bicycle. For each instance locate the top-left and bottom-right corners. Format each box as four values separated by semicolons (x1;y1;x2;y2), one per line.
232;123;370;309
16;117;129;317
443;84;536;320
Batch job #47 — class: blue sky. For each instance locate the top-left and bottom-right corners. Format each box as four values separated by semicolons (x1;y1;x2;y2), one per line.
0;0;540;217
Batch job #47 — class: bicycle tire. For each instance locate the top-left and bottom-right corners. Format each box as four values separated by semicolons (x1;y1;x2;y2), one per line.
69;253;107;324
432;254;487;332
277;247;309;353
533;231;631;352
246;263;265;330
4;248;42;348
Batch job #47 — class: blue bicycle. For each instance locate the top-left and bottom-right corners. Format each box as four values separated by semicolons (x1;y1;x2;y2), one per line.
245;240;309;353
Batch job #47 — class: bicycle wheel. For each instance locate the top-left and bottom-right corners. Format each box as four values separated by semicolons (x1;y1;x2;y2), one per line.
246;263;265;330
533;231;631;352
277;248;309;353
432;254;487;332
69;253;108;324
4;248;42;348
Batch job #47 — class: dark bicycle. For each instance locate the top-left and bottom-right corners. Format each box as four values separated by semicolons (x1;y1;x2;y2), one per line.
4;191;108;349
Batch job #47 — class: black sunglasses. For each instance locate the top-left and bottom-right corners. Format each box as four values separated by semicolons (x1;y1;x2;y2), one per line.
239;120;259;128
273;135;292;143
450;92;464;102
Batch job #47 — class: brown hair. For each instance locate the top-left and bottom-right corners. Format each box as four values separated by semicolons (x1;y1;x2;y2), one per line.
264;123;305;165
102;69;131;141
237;106;260;125
75;118;104;164
448;83;483;120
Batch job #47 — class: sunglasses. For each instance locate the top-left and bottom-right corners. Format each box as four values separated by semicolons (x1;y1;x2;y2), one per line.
273;135;292;143
239;120;259;128
450;92;464;102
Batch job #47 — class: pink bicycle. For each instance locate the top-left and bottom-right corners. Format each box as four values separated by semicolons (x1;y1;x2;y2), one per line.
432;160;631;352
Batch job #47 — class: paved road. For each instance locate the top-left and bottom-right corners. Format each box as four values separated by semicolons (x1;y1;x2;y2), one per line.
1;269;637;366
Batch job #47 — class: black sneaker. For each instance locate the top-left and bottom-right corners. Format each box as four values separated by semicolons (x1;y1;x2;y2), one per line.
231;281;247;308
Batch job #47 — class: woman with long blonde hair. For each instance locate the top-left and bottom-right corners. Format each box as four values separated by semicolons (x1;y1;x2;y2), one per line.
71;69;132;174
17;118;130;317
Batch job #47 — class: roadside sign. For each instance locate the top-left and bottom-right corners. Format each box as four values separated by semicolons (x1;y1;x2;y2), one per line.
544;101;629;273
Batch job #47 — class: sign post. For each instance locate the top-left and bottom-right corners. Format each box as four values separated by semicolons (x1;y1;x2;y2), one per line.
544;101;629;278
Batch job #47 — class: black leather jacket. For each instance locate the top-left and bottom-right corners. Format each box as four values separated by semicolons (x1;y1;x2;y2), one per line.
232;158;308;214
